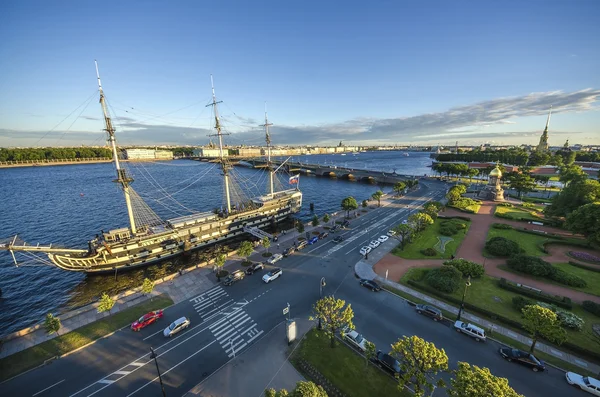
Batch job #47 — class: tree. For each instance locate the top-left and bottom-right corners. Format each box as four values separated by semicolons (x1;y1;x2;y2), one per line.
141;278;155;300
297;221;305;234
312;214;320;227
341;196;358;218
408;212;434;232
362;199;368;208
323;213;330;224
545;179;600;217
392;223;413;250
391;335;448;397
393;181;407;196
522;304;567;353
215;253;227;279
97;292;115;315
559;165;587;186
312;296;354;347
528;151;550;166
446;185;466;204
364;340;376;368
423;202;440;220
449;362;523;397
371;190;384;207
467;168;479;184
505;172;537;198
44;313;61;336
566;203;600;246
237;241;254;263
265;381;327;397
262;236;271;253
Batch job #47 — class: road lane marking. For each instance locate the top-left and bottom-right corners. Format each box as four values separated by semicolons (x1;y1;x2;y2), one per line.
32;379;65;396
142;328;164;341
96;380;115;385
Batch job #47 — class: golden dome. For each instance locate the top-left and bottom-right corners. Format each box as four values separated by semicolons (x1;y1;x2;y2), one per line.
489;167;502;177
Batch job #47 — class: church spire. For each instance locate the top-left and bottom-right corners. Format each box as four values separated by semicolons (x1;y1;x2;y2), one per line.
536;106;552;152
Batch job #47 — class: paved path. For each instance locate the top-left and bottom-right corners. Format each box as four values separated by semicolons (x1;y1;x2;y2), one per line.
374;201;600;303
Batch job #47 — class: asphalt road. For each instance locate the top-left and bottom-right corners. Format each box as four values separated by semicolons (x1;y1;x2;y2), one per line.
0;180;585;397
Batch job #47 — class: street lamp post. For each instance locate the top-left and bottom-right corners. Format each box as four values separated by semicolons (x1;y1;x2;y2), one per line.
456;276;471;322
319;277;326;330
150;347;167;397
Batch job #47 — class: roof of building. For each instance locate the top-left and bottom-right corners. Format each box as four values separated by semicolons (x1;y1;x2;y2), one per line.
489;166;502;177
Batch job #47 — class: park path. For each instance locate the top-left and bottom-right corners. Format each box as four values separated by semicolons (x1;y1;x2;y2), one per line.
373;202;600;303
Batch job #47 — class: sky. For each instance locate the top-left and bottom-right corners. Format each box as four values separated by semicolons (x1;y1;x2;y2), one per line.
0;0;599;148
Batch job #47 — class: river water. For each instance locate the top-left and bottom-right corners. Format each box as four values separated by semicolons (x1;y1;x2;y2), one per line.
0;151;432;336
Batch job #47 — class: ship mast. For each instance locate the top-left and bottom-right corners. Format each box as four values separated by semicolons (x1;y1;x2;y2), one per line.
261;103;274;196
206;75;232;214
95;60;137;235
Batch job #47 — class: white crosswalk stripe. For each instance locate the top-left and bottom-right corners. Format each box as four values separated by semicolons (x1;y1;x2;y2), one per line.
189;286;231;318
208;306;263;358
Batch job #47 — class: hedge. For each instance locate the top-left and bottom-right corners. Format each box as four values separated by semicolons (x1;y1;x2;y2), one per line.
443;259;485;278
486;237;523;257
425;265;463;293
583;301;600;317
516;229;565;240
421;248;437;256
498;278;573;309
568;261;600;273
438;215;472;222
506;254;587;288
492;223;513;230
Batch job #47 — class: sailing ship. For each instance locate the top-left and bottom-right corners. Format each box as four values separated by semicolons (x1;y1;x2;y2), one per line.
0;62;302;273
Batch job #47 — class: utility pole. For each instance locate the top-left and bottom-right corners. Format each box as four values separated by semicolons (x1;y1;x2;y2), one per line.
150;347;166;397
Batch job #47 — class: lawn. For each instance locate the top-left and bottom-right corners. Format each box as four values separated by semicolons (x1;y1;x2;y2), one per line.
0;294;173;382
484;228;555;257
522;196;553;204
494;205;543;222
291;328;410;397
401;269;600;358
392;218;471;259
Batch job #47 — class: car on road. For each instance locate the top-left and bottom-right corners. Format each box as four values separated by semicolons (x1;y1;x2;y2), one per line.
163;316;190;337
565;372;600;395
262;268;282;283
245;262;264;275
318;232;329;239
387;230;396;237
371;351;402;376
342;327;368;352
359;279;381;291
330;225;339;233
369;240;380;249
402;220;408;224
267;253;283;264
499;348;546;372
378;235;389;243
359;246;372;256
415;304;443;321
223;270;245;286
283;247;295;257
342;220;350;227
131;310;164;331
308;236;319;245
333;236;344;243
296;240;308;250
454;321;486;342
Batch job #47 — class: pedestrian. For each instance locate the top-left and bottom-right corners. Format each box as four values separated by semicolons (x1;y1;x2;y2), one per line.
277;243;280;249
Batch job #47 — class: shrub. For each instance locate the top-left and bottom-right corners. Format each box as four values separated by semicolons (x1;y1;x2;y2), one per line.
492;223;513;230
569;251;600;264
548;268;587;288
557;311;584;331
443;259;484;278
439;220;466;236
506;254;554;277
424;265;463;293
421;248;437;256
582;300;600;317
521;202;536;208
512;296;533;312
451;198;480;210
485;237;523;257
498;202;514;207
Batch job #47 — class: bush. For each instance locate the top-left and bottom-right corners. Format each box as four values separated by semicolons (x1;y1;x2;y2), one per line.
492;223;513;230
536;302;585;331
506;254;554;277
521;202;536;208
486;237;523;257
443;259;485;278
421;248;437;256
549;268;587;288
424;265;463;293
512;296;533;312
582;300;600;317
439;220;466;236
451;198;480;211
498;202;514;207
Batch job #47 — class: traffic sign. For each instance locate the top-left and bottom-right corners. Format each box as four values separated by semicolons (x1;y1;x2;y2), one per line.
283;307;289;315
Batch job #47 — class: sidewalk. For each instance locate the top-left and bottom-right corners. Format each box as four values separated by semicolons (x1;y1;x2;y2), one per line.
184;318;313;397
355;261;600;374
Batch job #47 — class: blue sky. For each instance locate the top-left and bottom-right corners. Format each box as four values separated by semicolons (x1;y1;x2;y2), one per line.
0;0;599;147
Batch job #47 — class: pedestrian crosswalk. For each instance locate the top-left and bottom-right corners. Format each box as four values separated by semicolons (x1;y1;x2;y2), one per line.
190;286;233;320
208;303;264;358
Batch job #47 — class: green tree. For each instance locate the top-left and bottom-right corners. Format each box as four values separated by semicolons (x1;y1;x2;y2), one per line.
215;253;227;279
141;278;155;300
505;172;537;198
423;202;440;220
467;168;479;184
362;199;368;208
522;304;567;353
97;292;115;315
364;340;376;368
44;313;61;336
297;221;305;234
341;196;358;218
393;181;407;196
408;212;434;232
392;223;413;250
312;296;354;348
545;179;600;217
559;165;587;186
237;241;254;263
322;213;330;224
446;185;466;204
528;151;550;166
391;335;448;397
566;203;600;246
265;381;327;397
312;214;320;227
371;190;384;207
449;362;523;397
262;236;271;253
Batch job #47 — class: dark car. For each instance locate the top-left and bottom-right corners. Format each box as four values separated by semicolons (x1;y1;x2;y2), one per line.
415;304;443;321
223;270;245;286
359;279;381;291
318;232;329;239
371;351;402;376
330;225;339;233
333;236;344;243
342;220;350;227
296;240;308;251
283;247;295;257
308;236;319;245
499;348;546;372
245;262;264;275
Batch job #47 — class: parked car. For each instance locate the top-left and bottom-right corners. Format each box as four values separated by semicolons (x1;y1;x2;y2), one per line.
369;240;380;249
454;321;486;342
267;253;283;264
333;236;344;243
378;235;389;243
565;372;600;395
131;310;164;331
262;268;282;283
318;232;329;239
163;317;190;337
223;270;245;286
415;304;443;321
499;348;546;372
245;262;264;275
330;225;339;233
283;247;295;257
342;328;368;352
342;220;350;227
371;351;402;376
359;246;372;256
387;230;396;237
308;236;319;245
402;220;408;224
359;279;381;291
296;240;308;250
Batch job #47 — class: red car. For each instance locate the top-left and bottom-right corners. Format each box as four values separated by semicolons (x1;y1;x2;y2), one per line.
131;310;164;331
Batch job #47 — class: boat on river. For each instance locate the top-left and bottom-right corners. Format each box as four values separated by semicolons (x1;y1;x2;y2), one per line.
0;62;302;273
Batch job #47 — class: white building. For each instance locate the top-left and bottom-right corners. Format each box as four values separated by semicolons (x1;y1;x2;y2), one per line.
124;149;155;160
192;148;228;158
154;150;174;160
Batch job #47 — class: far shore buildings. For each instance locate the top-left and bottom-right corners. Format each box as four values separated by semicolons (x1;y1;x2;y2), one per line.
124;148;174;161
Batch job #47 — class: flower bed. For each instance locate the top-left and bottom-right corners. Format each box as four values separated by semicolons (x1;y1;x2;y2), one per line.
569;251;600;264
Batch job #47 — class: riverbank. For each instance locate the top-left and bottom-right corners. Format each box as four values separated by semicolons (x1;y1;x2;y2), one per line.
0;158;113;168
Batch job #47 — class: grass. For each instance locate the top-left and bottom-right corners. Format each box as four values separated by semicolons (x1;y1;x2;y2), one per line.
495;205;543;222
400;269;600;358
291;328;410;397
485;228;556;257
522;196;553;204
392;218;471;259
0;294;173;382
